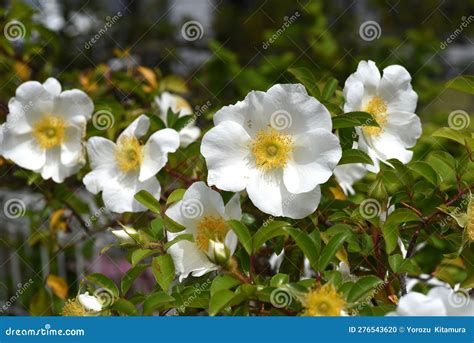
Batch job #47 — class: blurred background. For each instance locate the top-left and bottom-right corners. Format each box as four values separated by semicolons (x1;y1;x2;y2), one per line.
0;0;473;315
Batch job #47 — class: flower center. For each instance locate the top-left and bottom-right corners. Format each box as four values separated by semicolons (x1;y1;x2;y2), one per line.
250;128;294;171
195;216;228;252
115;136;143;172
362;96;387;137
33;115;66;150
303;284;345;316
61;299;87;316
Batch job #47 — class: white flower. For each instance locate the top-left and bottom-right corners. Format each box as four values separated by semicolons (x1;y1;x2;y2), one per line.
333;163;367;195
343;60;421;171
387;287;474;316
1;78;93;182
201;84;342;219
165;182;242;280
83;114;179;213
77;292;103;312
155;92;201;147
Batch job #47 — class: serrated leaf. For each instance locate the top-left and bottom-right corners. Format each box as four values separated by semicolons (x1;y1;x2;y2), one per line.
209;289;235;316
152;255;175;292
143;291;175;315
339;149;373;165
347;276;383;302
121;264;149;294
134;190;161;214
228;220;252;255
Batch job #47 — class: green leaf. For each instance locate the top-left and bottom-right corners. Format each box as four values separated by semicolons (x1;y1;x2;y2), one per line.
388;254;420;274
210;275;241;296
163;215;186;233
166;189;186;205
409;161;439;186
29;287;52;316
166;109;178;128
388;254;404;273
121;264;149;294
287;67;320;99
112;298;138;316
318;232;350;271
332;116;361;129
347;276;383;302
270;273;289;287
446;76;474;95
131;249;155;266
339;149;373;165
433;127;470;145
152;255;175;292
86;273;119;298
322;78;338;101
173;115;194;131
383;208;422;254
286;227;319;270
134;190;161;214
382;224;399;255
143;291;175;315
252;221;291;253
164;233;194;250
209;289;235;316
228;220;252;255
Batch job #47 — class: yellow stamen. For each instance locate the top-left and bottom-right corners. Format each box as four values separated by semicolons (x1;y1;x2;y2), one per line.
467;198;474;241
302;284;346;316
115;136;143;172
195;216;228;252
61;299;87;316
32;115;66;150
250;128;293;171
362;96;388;137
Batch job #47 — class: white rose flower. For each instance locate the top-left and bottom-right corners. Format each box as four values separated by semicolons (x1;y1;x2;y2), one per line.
83;114;179;213
165;182;242;281
387;287;474;316
201;84;342;219
333;163;367;195
343;60;421;171
155;92;201;147
77;292;103;312
1;78;93;182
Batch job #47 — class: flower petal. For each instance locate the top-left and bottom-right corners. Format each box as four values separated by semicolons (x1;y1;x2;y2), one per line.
43;77;62;96
283;129;341;193
334;163;367;195
53;89;94;125
224;193;242;221
61;125;85;166
86;136;117;171
384;111;422;148
178;126;201;148
118;114;150;140
167;240;217;281
396;292;447;316
1;131;45;170
201;121;253;192
41;146;82;183
365;131;414;164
